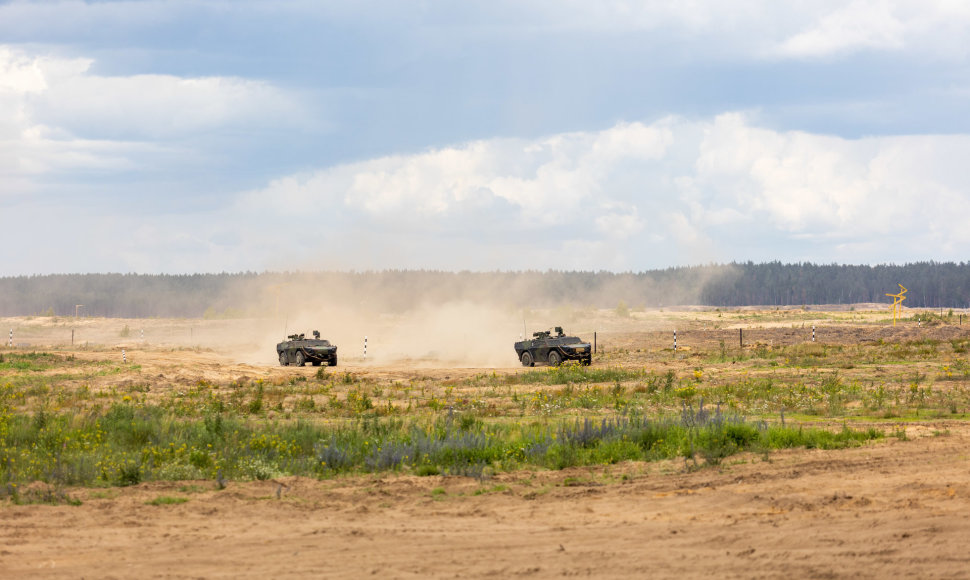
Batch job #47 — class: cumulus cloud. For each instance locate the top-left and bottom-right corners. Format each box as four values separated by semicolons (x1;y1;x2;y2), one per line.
5;109;970;273
691;113;970;245
236;120;675;235
214;114;970;272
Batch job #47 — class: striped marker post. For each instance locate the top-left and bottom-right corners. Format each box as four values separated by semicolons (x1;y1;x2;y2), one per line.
122;349;127;364
918;317;921;328
364;336;368;359
812;325;816;342
7;329;11;347
140;329;144;340
674;330;677;351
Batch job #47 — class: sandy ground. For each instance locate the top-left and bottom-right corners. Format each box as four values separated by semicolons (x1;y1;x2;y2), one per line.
2;425;969;579
3;309;970;578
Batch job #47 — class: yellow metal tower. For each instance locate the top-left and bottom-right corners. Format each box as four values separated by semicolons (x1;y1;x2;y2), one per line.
885;284;907;327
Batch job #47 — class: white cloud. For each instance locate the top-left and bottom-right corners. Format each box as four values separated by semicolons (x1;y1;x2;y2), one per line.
239;120;674;233
10;49;300;140
34;68;297;140
215;113;970;272
0;45;301;199
0;46;48;93
6;111;970;273
408;1;970;61
777;0;907;58
775;0;970;59
594;210;644;240
565;0;970;61
690;113;970;244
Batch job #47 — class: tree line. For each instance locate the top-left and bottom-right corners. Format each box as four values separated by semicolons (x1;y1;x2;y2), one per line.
0;262;968;318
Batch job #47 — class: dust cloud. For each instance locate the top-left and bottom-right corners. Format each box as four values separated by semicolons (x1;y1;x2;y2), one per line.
214;276;517;367
195;267;744;367
0;268;741;368
222;270;729;368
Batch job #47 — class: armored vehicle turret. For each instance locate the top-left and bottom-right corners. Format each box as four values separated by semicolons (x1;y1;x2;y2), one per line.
277;330;338;367
514;326;591;367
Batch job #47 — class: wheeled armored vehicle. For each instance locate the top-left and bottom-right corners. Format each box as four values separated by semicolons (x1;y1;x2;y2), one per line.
514;327;591;367
277;331;338;367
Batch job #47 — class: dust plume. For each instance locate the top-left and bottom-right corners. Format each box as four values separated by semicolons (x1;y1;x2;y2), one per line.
220;276;523;367
207;267;744;367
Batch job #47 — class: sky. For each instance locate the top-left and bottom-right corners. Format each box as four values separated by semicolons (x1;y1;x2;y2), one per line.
2;0;970;275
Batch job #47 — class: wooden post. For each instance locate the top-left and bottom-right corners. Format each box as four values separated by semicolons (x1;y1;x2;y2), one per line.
739;328;743;348
72;329;75;345
594;332;597;354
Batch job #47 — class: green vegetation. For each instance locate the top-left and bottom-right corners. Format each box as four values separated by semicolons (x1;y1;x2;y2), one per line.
146;495;189;505
0;380;881;490
0;352;76;372
5;325;970;493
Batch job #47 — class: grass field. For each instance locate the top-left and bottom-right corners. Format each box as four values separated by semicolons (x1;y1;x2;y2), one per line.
3;306;966;498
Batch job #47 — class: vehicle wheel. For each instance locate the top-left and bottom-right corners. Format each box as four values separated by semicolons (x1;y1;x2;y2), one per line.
311;360;321;366
548;351;562;366
521;351;534;367
279;352;288;366
329;356;338;367
582;357;591;366
295;352;306;367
